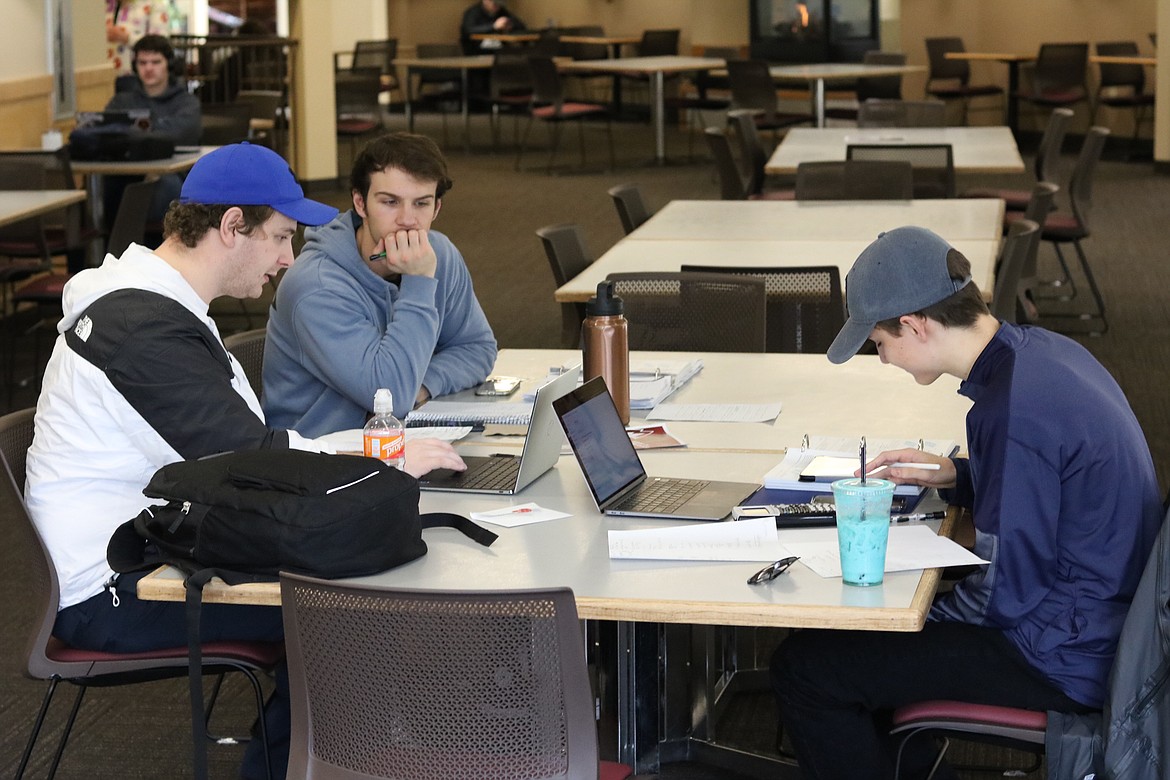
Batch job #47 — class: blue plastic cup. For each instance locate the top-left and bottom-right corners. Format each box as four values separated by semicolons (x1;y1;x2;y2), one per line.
831;477;895;586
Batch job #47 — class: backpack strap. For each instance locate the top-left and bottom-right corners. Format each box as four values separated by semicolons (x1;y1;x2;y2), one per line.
421;512;499;547
183;568;217;780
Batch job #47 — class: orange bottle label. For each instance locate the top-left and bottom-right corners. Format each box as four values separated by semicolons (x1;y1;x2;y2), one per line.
364;432;404;460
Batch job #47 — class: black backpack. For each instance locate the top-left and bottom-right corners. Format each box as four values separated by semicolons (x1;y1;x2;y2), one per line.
106;448;497;780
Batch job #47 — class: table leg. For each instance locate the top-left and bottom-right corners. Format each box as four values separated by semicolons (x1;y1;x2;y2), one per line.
1005;61;1021;137
610;44;624;114
460;68;471;153
814;78;826;128
616;621;663;773
85;174;105;268
405;67;416;133
653;70;666;164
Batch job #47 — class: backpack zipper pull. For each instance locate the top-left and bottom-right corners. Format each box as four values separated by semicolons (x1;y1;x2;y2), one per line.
167;501;191;534
104;574;121;607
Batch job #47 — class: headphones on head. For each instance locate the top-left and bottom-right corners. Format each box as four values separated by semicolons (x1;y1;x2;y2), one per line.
130;34;177;77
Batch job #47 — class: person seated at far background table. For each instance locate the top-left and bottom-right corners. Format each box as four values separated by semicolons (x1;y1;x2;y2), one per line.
103;33;202;229
263;132;497;438
460;0;527;53
770;226;1162;780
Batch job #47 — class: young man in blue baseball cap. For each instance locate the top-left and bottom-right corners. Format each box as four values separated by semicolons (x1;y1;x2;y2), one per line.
24;143;464;779
771;226;1161;779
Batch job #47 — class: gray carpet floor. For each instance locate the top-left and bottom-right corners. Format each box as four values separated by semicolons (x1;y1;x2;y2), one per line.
2;113;1168;778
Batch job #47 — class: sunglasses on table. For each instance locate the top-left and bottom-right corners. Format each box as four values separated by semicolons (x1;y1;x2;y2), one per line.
747;556;800;585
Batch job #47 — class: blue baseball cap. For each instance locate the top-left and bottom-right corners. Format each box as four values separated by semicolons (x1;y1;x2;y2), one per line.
827;226;973;364
179;143;338;226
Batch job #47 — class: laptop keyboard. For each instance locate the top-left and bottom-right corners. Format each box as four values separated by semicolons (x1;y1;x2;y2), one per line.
455;457;521;491
614;478;710;513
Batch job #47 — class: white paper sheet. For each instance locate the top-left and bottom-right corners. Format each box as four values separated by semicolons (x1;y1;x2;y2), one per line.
470;502;572;528
608;516;789;561
780;525;988;578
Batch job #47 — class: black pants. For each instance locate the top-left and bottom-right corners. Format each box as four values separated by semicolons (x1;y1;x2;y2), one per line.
54;571;286;780
770;622;1093;780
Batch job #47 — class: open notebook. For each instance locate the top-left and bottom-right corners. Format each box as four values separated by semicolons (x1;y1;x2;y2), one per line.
763;435;959;497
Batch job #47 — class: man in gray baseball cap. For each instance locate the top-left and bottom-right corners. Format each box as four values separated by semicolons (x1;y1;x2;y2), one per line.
770;226;1161;779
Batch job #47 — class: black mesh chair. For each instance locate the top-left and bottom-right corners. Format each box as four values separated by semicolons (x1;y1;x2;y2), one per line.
680;264;845;353
857;99;948;128
606;183;654;234
606;271;767;352
280;573;633;780
795;160;914;201
847;143;955;199
963;107;1072;209
223;327;268;400
924;37;1005;125
1004;127;1110;334
0;408;281;780
726;59;815;138
536;223;596;347
1014;43;1090;117
726;109;796;200
1092;41;1155;154
991;219;1042;324
517;57;613;174
824;51;907;124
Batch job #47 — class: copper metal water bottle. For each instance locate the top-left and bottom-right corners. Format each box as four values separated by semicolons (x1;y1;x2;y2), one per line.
582;280;630;424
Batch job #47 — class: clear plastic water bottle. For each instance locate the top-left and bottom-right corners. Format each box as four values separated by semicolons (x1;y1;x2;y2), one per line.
363;388;405;470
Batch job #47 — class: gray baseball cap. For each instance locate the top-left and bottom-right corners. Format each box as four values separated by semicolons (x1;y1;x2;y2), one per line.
827;226;972;364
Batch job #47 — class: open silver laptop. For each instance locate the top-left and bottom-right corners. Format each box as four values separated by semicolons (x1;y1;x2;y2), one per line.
552;377;757;520
418;367;578;494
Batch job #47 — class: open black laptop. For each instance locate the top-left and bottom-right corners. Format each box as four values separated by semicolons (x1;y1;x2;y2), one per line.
552;377;757;520
418;367;578;495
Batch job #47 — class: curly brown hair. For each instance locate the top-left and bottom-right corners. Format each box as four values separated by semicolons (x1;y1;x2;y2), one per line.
162;203;276;248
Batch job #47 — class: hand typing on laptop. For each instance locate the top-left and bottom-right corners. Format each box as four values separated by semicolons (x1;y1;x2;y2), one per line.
402;439;466;478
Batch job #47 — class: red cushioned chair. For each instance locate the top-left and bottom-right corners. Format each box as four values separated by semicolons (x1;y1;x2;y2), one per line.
0;408;282;780
516;57;614;174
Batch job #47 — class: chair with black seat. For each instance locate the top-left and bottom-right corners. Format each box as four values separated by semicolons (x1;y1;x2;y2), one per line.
847;143;955;199
889;499;1170;780
280;573;634;780
536;223;596;348
517;57;613;175
824;51;907;124
607;183;654;235
1004;127;1110;334
0;407;281;780
857;99;948;128
200;100;254;145
704;127;751;200
411;43;464;144
924;37;1005;125
1009;183;1061;313
334;39;400;104
962;107;1072;209
606;271;767;352
335;67;385;172
1014;43;1090;120
234;90;286;151
223;327;267;399
680;264;845;353
795;160;914;201
618;29;681;110
726;59;815;141
1092;41;1155;156
479;49;534;150
726;109;796;200
664;46;736;160
990;219;1041;324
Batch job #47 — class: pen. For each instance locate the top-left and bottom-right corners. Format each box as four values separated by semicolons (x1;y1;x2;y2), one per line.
368;251;387;261
894;510;947;523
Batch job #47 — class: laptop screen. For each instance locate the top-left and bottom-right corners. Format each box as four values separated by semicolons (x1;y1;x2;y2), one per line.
553;376;645;505
76;109;152;132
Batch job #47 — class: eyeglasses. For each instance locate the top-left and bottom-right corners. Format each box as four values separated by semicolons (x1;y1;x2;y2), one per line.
747;556;800;585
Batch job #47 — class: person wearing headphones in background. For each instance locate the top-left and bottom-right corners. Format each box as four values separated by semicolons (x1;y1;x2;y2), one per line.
103;34;201;229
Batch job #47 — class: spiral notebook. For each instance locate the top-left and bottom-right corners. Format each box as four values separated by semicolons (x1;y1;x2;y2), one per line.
763;435;959;497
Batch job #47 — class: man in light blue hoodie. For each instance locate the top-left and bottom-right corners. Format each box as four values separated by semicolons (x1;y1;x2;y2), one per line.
263;132;498;437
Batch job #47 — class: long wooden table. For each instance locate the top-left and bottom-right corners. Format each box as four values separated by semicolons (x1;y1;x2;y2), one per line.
765;126;1025;175
555;198;1005;304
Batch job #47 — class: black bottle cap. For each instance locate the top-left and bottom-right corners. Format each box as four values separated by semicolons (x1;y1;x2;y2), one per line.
585;280;623;317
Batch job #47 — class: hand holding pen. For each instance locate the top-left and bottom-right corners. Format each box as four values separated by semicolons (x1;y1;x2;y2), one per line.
368;229;437;278
859;448;957;489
